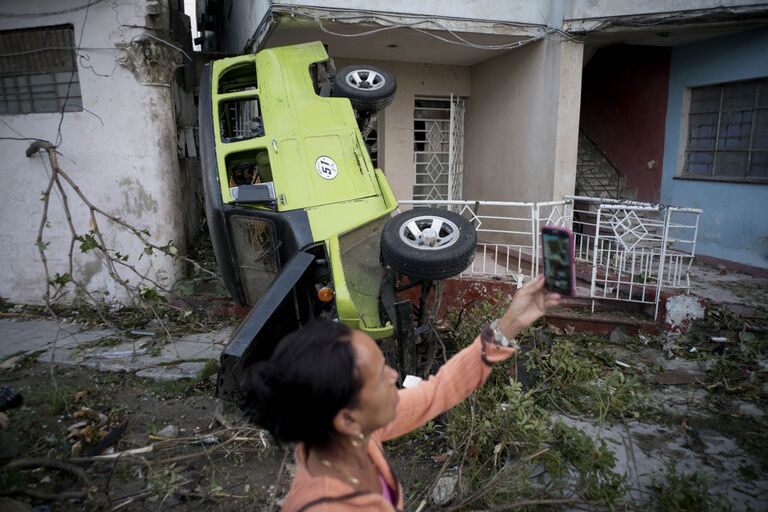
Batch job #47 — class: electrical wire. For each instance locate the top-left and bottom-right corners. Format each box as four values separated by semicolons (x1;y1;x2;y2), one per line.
0;39;192;63
0;47;119;58
0;136;47;142
314;15;561;51
264;5;581;51
78;53;118;78
0;118;29;139
275;5;549;31
0;10;190;144
0;0;107;18
55;0;92;147
130;32;194;63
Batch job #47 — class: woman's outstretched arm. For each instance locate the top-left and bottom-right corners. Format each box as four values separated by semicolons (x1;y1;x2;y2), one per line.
376;275;560;442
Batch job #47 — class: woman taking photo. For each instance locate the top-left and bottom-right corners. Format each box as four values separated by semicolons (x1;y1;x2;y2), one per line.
241;275;560;511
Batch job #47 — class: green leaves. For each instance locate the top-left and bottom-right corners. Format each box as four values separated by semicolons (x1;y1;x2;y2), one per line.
139;287;165;303
48;273;72;287
140;241;176;259
159;241;177;256
76;231;99;253
650;464;729;512
523;338;651;421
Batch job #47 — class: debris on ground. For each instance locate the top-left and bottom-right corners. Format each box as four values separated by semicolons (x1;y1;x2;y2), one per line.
431;474;458;506
0;259;766;510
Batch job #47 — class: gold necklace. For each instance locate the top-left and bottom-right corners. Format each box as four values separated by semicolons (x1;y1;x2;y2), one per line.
320;458;360;486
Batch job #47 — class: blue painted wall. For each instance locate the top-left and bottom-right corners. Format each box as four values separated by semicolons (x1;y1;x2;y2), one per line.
661;28;768;269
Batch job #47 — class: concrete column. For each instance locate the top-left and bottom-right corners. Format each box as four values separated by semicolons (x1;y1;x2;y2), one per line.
552;38;584;201
464;36;582;203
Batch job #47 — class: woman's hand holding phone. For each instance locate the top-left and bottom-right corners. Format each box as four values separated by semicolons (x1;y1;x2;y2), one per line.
541;225;576;296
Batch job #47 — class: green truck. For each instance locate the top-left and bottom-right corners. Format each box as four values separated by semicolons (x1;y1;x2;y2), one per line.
198;42;476;399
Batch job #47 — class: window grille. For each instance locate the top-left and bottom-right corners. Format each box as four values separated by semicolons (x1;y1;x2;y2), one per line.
0;25;82;115
412;96;465;200
413;97;452;200
683;78;768;181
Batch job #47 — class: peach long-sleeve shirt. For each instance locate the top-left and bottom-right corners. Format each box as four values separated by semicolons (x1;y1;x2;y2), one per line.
281;334;515;511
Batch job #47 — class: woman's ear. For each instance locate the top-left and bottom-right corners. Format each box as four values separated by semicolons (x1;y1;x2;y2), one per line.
332;408;361;438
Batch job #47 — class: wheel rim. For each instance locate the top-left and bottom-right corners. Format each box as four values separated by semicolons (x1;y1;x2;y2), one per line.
398;215;460;250
345;69;386;91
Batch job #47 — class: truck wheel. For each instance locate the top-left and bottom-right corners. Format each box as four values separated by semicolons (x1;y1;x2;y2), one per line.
381;208;477;280
333;65;396;112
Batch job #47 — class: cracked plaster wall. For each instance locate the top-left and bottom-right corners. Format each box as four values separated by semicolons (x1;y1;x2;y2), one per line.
0;0;187;303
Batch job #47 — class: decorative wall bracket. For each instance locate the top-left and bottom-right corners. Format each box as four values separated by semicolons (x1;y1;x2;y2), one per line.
116;37;184;86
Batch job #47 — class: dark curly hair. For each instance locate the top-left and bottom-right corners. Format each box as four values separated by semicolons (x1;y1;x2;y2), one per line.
239;321;362;447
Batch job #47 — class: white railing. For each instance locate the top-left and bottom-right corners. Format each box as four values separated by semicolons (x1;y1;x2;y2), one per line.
568;195;701;319
399;196;702;320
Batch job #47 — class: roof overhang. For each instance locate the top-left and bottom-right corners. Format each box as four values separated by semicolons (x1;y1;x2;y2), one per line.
565;5;768;49
247;4;768;65
253;6;551;66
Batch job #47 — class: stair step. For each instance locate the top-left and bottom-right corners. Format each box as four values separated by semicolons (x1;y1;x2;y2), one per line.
545;308;661;336
620;187;638;201
577;131;625;200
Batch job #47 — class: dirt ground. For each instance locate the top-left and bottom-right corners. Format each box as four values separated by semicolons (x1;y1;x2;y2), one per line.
0;363;435;511
1;295;767;511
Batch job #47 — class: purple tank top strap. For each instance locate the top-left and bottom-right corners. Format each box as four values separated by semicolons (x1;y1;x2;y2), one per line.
378;473;395;505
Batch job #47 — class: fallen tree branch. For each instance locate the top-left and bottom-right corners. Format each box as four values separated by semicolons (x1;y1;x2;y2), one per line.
445;448;551;511
70;427;262;463
25;140;221;320
0;457;93;502
84;418;129;457
269;447;291;512
487;498;586;511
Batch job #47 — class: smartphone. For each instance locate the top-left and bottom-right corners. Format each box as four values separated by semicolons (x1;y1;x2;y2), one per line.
541;225;576;296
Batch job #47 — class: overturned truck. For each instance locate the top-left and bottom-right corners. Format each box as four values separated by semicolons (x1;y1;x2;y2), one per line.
198;42;477;400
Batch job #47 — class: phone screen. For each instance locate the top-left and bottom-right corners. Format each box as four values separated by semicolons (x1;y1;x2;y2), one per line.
541;227;574;295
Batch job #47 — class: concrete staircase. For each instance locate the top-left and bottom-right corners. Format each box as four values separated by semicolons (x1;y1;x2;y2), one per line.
576;131;636;201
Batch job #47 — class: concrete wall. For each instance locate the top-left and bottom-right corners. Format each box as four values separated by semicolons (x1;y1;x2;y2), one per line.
580;45;671;202
273;0;553;25
566;0;763;20
464;38;582;203
338;38;583;208
0;0;186;304
226;0;271;52
334;58;471;201
661;27;768;269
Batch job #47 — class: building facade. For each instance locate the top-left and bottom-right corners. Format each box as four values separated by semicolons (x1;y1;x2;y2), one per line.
2;0;766;307
194;0;768;270
0;0;199;304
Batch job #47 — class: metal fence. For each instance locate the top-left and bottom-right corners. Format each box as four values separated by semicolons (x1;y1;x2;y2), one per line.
399;196;702;319
567;195;701;317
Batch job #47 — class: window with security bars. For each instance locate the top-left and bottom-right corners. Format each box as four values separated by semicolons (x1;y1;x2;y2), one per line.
683;78;768;181
0;25;82;115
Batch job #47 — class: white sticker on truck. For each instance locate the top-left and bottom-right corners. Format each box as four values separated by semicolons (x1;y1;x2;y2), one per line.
315;156;338;180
